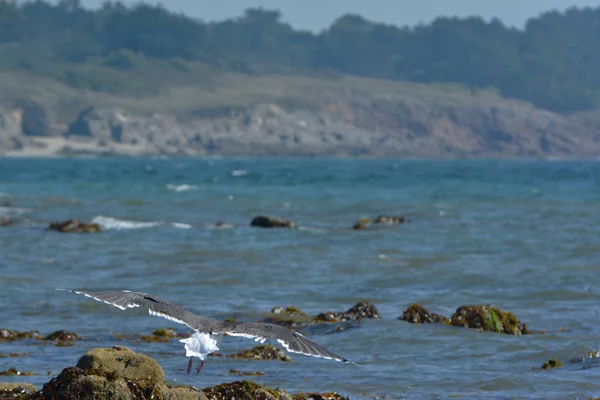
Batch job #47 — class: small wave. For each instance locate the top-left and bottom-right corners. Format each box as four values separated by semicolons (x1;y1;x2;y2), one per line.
172;222;192;229
91;216;161;230
165;184;198;192
0;206;31;217
231;170;249;177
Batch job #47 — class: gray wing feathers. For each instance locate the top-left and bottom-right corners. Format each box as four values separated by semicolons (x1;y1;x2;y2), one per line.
218;321;354;364
59;289;355;365
60;289;218;333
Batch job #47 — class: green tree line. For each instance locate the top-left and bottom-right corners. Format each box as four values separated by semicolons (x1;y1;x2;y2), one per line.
1;0;599;112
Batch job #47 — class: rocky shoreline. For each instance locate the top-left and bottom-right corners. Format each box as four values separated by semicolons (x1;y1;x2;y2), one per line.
2;76;600;158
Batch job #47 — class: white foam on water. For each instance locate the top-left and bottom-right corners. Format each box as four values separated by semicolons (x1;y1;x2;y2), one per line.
172;222;192;229
230;169;249;177
0;206;30;217
91;216;161;230
165;184;198;192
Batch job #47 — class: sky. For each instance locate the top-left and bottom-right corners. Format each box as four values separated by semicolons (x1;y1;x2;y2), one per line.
78;0;600;31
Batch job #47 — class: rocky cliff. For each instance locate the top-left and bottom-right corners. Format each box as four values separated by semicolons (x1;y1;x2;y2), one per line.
1;74;600;158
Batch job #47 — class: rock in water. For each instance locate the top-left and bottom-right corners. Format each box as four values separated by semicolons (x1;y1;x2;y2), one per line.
250;215;297;228
314;301;380;323
48;219;101;233
227;344;292;362
400;304;449;324
450;305;531;335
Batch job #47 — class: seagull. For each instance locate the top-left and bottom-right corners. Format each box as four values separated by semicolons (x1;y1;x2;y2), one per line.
57;289;357;374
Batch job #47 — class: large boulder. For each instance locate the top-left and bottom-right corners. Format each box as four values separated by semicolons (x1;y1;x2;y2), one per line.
12;99;51;136
39;346;207;400
67;106;183;148
75;346;164;384
0;105;23;150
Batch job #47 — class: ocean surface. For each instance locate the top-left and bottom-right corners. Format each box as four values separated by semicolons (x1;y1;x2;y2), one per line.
1;157;600;399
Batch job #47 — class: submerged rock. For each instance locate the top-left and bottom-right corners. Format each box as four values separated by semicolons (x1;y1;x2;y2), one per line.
140;328;187;343
271;306;308;318
44;330;82;341
294;392;350;400
0;383;38;399
400;304;449;324
250;215;297;229
0;216;13;227
351;218;372;230
214;221;234;229
228;344;292;362
0;367;35;376
314;301;380;323
540;358;564;370
0;329;43;341
48;219;101;233
374;215;407;224
263;306;312;328
450;305;531;335
228;369;265;376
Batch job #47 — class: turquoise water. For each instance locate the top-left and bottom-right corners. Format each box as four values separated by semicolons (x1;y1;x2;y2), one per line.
1;157;600;399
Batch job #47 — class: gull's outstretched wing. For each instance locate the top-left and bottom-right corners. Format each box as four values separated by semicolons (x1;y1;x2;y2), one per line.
58;289;219;333
214;321;356;364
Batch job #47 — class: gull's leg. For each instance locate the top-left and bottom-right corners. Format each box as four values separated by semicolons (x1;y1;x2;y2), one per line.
196;360;205;375
186;358;193;375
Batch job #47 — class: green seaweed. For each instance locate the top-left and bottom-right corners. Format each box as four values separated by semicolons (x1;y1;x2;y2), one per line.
541;358;564;370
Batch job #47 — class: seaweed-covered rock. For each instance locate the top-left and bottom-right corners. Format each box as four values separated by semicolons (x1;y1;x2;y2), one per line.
228;344;292;362
314;301;380;323
39;346;208;400
352;218;372;230
203;380;287;400
140;328;186;343
293;392;350;400
540;358;564;370
229;369;265;376
400;304;449;324
40;366;140;400
163;386;209;400
44;330;82;341
48;219;101;233
374;215;407;224
0;329;43;341
75;346;164;385
271;306;308;318
263;306;312;328
0;383;38;399
0;216;13;227
250;215;297;229
0;368;35;376
450;305;531;335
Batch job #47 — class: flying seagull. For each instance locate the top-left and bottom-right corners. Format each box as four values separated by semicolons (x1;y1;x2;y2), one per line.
57;289;356;374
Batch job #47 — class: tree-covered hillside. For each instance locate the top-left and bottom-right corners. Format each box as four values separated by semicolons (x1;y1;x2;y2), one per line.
1;0;600;113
